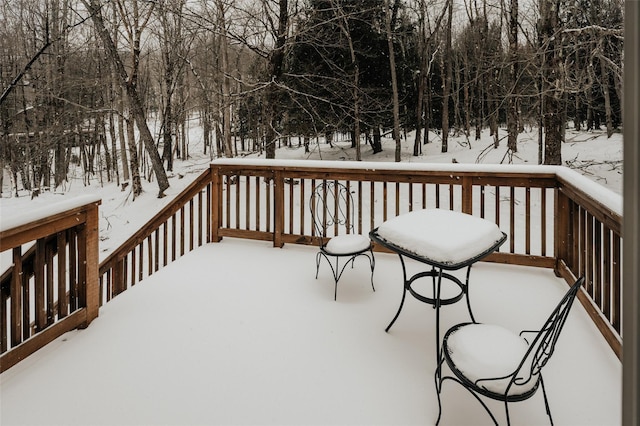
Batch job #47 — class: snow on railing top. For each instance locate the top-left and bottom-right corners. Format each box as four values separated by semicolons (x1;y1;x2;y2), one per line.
0;194;102;234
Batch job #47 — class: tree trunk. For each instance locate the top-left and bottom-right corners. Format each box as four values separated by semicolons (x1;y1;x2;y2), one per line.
540;0;563;165
83;0;169;197
162;71;174;170
372;126;382;153
126;107;142;195
414;70;425;156
264;0;288;159
333;0;361;161
218;0;233;157
108;109;120;186
98;115;112;182
424;73;432;145
383;0;402;162
463;52;471;138
599;51;614;138
441;0;453;153
117;86;130;182
507;0;519;153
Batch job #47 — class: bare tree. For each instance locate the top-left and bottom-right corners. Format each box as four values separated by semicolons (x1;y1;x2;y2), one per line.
217;0;233;157
82;0;170;197
506;0;519;153
539;0;563;165
331;0;363;160
384;0;402;162
155;0;194;169
440;0;453;153
264;0;289;159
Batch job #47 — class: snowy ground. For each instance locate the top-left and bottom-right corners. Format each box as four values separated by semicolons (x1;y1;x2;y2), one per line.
0;239;622;425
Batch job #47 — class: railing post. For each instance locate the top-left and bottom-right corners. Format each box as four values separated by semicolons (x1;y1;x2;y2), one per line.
462;176;473;214
274;169;285;248
82;202;100;327
211;166;222;243
554;186;570;279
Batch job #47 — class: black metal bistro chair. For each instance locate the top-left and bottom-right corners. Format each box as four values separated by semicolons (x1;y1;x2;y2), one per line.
435;277;584;425
310;181;375;300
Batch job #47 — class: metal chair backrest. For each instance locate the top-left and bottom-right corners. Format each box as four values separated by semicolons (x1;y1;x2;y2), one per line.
309;181;355;245
501;277;584;396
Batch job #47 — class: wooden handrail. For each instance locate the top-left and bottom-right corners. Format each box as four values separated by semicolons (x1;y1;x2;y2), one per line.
98;169;213;301
0;161;623;370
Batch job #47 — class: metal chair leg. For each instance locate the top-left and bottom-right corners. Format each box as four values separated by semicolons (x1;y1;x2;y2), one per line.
540;376;554;425
464;265;477;323
315;252;322;279
369;250;375;292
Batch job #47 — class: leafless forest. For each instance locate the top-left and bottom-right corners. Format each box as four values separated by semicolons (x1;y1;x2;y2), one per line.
0;0;624;198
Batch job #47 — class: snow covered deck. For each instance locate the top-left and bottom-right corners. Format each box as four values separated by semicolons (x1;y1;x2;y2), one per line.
0;238;621;425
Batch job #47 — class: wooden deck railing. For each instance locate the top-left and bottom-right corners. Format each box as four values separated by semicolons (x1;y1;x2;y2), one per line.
98;170;213;303
0;198;100;372
555;174;623;355
0;160;623;371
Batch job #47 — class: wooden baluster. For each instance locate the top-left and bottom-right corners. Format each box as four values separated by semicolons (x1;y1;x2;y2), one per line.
274;170;284;247
409;182;414;212
180;207;185;256
510;187;516;253
57;231;68;319
130;249;137;288
206;183;212;243
189;199;195;251
541;189;547;257
449;183;454;210
383;181;388;222
594;219;603;308
346;181;352;233
11;247;23;347
163;222;168;267
246;175;251;231
211;168;222;243
256;176;262;232
147;235;153;276
198;190;203;247
612;233;621;334
289;176;294;234
395;182;400;217
525;187;531;255
171;214;177;262
46;239;54;326
34;238;45;332
154;228;160;272
603;228;612;319
586;211;594;297
357;181;362;234
370;181;375;230
69;229;77;312
300;178;306;236
266;176;272;233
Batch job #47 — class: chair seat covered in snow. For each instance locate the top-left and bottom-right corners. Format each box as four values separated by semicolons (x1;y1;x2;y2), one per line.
435;277;585;425
310;181;375;300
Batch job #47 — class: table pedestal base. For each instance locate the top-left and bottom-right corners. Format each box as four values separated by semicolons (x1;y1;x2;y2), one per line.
385;254;476;371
